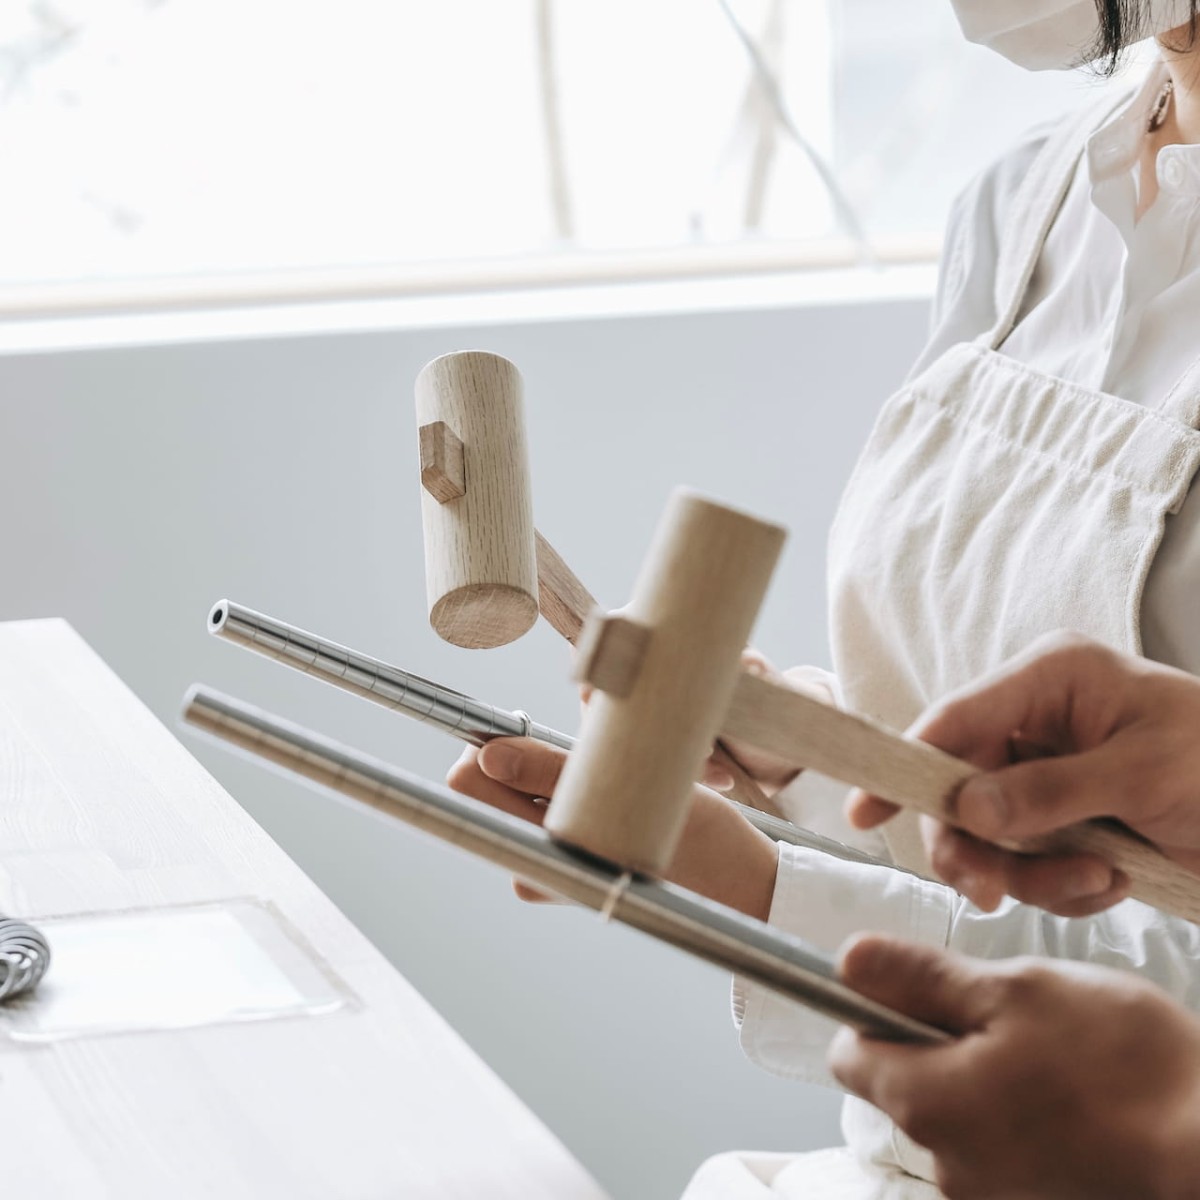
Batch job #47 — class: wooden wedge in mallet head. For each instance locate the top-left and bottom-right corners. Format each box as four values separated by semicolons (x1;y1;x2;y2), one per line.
415;351;539;649
556;489;1200;924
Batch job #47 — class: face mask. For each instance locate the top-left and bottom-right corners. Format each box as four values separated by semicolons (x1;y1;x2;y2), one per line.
949;0;1196;70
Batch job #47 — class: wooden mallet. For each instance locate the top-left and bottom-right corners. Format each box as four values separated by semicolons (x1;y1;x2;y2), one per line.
414;349;784;818
548;487;1200;923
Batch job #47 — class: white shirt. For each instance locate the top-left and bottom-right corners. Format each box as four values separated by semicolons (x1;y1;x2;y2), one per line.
735;59;1200;1174
921;59;1200;675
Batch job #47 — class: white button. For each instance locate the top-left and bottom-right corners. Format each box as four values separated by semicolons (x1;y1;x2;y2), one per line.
1161;157;1185;188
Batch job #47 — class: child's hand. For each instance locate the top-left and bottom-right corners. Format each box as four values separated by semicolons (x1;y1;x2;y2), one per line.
447;736;779;917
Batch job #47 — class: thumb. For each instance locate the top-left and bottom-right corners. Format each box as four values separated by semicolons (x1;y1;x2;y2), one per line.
837;934;997;1036
951;740;1140;843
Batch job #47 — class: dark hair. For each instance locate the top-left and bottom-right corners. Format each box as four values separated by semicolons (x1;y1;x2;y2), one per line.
1092;1;1199;73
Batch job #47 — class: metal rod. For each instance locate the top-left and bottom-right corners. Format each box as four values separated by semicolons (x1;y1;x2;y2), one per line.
208;600;572;751
207;599;888;870
182;685;948;1046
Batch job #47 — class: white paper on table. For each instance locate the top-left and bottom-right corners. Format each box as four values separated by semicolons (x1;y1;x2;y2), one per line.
0;898;354;1042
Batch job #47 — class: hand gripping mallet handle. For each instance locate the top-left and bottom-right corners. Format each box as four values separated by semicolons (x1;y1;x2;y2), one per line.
561;488;1200;924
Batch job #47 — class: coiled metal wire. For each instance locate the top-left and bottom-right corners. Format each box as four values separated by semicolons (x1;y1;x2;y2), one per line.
0;917;50;1003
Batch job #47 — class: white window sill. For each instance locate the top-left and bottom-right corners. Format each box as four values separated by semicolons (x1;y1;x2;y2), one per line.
0;240;938;355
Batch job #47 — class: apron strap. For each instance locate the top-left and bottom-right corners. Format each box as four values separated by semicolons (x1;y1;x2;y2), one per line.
1156;354;1200;430
989;88;1137;351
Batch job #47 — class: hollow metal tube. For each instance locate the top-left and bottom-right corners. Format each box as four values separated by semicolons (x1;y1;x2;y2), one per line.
209;600;572;751
207;600;887;869
182;685;948;1046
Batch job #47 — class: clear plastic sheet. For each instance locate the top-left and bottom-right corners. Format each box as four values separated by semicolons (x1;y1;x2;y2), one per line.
0;897;355;1043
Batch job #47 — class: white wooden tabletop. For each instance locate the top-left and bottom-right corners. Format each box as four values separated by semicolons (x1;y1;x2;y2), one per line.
0;619;608;1199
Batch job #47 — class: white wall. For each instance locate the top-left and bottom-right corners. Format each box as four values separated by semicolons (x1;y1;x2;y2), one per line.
0;287;930;1198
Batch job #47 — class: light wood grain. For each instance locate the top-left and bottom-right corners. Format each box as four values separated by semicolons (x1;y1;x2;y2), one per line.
415;352;539;649
415;362;787;823
546;491;786;875
722;670;1200;924
418;419;467;503
534;530;597;645
0;620;606;1199
573;611;652;700
534;530;786;820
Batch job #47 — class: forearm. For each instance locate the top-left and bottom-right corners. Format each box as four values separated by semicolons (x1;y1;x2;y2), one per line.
667;787;779;920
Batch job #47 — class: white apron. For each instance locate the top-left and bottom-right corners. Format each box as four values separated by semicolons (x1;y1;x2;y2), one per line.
685;91;1200;1198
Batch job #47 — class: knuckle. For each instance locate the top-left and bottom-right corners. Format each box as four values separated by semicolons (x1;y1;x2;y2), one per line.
967;969;1022;1016
991;960;1055;1009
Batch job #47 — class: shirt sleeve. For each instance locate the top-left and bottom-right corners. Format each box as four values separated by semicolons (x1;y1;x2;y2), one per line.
736;842;1200;1089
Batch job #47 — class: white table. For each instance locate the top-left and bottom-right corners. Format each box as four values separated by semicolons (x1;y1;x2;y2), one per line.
0;619;607;1199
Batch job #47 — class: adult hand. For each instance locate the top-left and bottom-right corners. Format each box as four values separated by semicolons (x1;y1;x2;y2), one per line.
847;633;1200;915
446;737;779;918
829;934;1200;1200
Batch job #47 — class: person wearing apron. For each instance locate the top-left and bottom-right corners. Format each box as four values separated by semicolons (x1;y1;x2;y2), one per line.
823;637;1200;1196
684;31;1200;1200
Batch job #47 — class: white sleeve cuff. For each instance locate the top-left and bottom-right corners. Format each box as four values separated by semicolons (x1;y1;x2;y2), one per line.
733;842;953;1087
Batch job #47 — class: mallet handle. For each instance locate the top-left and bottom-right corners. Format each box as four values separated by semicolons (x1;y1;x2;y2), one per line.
724;671;1200;924
547;492;786;875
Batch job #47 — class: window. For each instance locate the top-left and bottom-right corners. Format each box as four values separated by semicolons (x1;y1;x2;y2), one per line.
0;1;1139;309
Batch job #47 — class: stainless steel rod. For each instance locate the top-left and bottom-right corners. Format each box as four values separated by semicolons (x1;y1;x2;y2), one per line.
208;599;888;870
208;599;572;751
182;685;949;1045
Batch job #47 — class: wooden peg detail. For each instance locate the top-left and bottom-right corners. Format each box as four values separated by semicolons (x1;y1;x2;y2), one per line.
546;489;786;876
573;611;652;700
419;421;466;504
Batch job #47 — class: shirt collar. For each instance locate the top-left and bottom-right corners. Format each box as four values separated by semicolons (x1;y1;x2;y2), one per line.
1086;61;1200;196
1085;62;1170;182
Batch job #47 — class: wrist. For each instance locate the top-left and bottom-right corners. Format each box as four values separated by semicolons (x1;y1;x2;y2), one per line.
668;789;779;921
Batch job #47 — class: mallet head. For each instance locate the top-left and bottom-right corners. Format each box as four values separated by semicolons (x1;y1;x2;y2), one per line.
545;488;786;875
415;351;539;649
